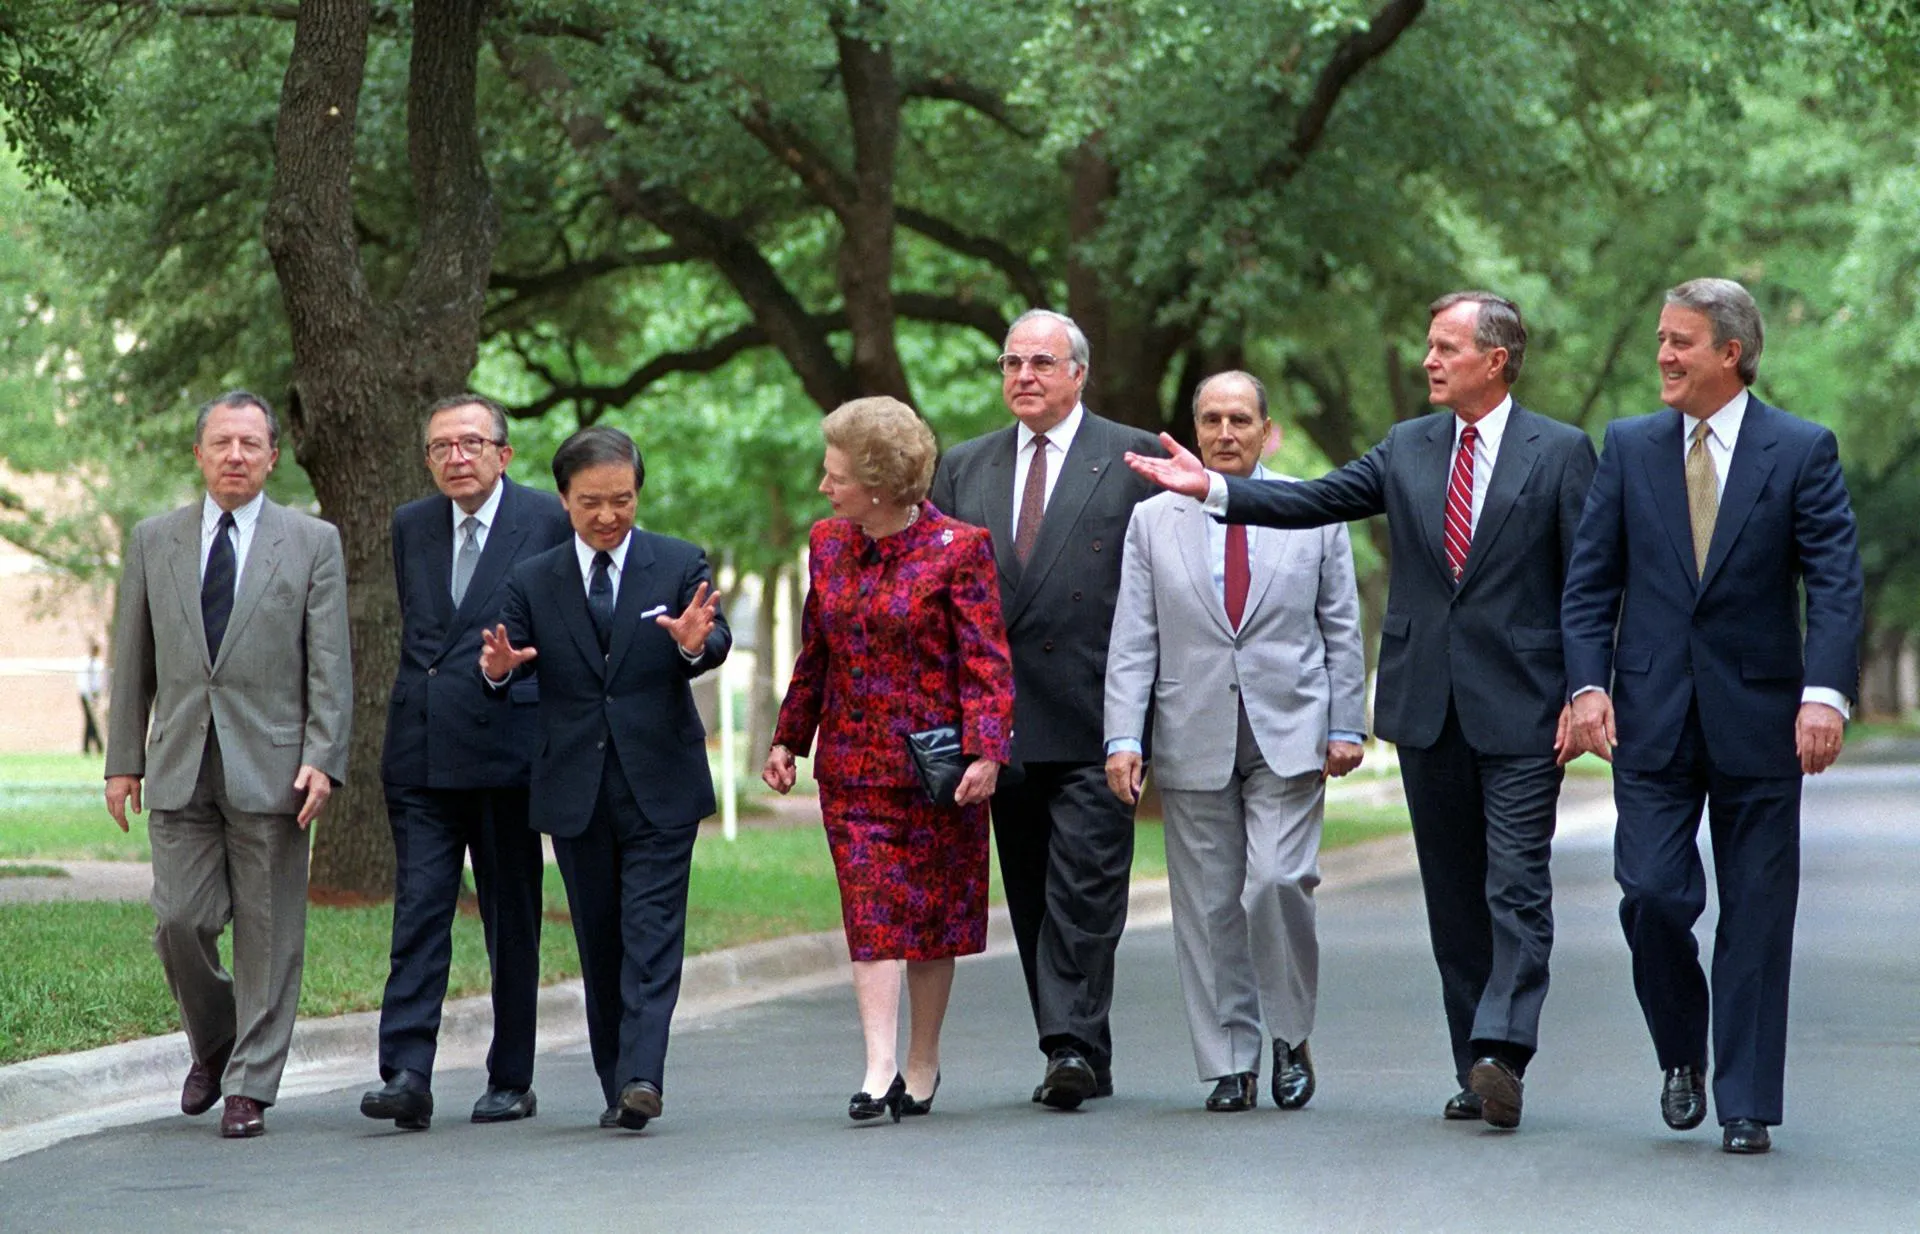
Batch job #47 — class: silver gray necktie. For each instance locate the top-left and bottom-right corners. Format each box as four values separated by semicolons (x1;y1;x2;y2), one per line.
451;515;481;605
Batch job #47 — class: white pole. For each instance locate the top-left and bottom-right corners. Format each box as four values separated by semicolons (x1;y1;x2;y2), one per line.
719;651;738;841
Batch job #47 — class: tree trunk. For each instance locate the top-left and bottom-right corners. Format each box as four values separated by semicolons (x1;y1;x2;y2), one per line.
264;0;500;897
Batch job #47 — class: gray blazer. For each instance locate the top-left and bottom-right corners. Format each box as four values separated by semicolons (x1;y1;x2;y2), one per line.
1105;485;1367;789
929;411;1163;764
106;498;353;814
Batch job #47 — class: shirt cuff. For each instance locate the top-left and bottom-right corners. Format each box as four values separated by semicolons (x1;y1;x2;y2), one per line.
1105;738;1143;757
679;643;704;663
1802;687;1851;720
1328;730;1366;746
483;669;512;689
1570;684;1605;700
1202;471;1229;515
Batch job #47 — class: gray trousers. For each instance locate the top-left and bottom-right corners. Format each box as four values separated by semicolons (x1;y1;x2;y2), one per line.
1159;704;1324;1081
148;733;311;1105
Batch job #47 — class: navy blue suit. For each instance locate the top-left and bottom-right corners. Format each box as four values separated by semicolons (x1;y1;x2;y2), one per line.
1563;397;1863;1125
497;530;729;1105
376;476;571;1092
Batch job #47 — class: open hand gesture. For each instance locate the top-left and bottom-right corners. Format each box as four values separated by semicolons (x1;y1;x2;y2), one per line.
1124;432;1211;499
479;623;538;680
658;581;722;655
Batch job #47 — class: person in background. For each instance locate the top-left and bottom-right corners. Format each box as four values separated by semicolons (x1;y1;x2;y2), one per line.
78;640;105;756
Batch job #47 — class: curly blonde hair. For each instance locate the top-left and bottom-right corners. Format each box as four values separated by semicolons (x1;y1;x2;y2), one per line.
820;396;938;507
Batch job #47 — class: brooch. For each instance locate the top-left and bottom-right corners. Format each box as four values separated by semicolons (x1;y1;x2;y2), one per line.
941;529;954;546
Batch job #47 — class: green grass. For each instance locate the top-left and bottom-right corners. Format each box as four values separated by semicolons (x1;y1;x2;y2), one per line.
0;752;147;862
0;864;68;879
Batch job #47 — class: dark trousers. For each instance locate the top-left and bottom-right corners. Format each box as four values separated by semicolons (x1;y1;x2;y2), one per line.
80;696;103;755
1397;700;1562;1086
376;784;545;1091
991;761;1136;1068
551;750;698;1107
1613;704;1800;1126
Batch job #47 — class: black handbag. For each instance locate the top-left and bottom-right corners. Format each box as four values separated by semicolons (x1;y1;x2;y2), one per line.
905;724;973;807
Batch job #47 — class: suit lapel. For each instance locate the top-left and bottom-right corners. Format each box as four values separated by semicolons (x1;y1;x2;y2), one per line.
1239;495;1289;622
983;428;1020;588
420;496;457;641
1641;410;1700;588
1174;500;1234;637
165;506;211;670
552;544;604;671
1417;415;1457;584
1006;415;1114;623
214;500;287;673
1458;408;1541;591
446;482;526;641
605;531;658;679
1700;400;1779;593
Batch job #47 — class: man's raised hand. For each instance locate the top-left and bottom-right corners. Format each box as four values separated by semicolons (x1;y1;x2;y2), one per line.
658;581;722;655
1124;432;1211;499
478;623;538;680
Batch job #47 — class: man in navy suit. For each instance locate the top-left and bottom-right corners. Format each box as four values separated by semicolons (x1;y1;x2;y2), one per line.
480;426;728;1132
1563;278;1864;1155
361;394;571;1131
1127;292;1596;1130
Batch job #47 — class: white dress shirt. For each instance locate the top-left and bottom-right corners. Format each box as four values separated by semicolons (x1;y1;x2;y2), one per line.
1451;395;1512;535
198;491;266;594
1012;403;1086;526
574;531;630;598
450;479;506;591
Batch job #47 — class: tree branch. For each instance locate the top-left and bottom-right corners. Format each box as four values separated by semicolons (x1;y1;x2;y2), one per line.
897;206;1048;307
1263;0;1427;186
900;73;1033;138
487;246;688;304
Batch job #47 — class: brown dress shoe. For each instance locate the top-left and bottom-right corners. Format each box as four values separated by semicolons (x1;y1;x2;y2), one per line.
181;1044;233;1117
220;1095;266;1138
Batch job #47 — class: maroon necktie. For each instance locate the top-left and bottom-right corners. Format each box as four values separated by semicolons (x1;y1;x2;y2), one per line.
1014;435;1048;563
1224;523;1249;631
1442;424;1478;582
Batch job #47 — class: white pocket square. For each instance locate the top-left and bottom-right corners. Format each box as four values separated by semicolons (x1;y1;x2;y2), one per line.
640;604;669;619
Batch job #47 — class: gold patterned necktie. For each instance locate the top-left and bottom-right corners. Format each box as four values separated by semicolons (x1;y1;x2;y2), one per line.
1686;418;1718;577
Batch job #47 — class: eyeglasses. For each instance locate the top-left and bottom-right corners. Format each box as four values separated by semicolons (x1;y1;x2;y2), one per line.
997;352;1070;377
426;435;502;463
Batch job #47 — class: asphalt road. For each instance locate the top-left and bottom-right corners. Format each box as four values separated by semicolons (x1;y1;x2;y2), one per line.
3;766;1917;1233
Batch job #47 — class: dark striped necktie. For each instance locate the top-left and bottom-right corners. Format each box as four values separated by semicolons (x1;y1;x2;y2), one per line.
202;510;238;660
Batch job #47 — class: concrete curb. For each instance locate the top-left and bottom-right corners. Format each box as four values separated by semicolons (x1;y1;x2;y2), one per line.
0;790;1617;1163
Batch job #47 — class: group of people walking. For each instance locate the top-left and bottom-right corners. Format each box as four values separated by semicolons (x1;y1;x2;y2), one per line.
103;277;1861;1158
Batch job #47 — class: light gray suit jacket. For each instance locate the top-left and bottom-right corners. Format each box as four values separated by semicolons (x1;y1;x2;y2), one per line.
106;497;353;815
1104;482;1366;790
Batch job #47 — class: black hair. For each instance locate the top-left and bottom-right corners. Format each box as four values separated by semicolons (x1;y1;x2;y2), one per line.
552;425;645;493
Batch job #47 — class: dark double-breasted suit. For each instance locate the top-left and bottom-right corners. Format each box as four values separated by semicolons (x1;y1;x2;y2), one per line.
1562;396;1863;1126
1221;401;1596;1084
929;408;1162;1070
376;476;571;1094
496;529;729;1106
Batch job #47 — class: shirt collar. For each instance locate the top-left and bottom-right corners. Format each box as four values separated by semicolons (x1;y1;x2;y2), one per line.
455;478;507;534
574;530;631;579
1016;402;1086;455
1686;388;1749;448
1455;395;1512;450
202;491;266;532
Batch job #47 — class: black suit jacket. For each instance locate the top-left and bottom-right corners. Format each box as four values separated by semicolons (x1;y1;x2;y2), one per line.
929;411;1163;764
381;477;572;788
1224;403;1597;757
497;530;730;837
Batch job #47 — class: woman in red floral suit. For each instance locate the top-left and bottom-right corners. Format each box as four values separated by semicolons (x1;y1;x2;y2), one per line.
763;396;1015;1123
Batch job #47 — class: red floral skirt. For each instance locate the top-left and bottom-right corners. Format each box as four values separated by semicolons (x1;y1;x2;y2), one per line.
820;784;989;961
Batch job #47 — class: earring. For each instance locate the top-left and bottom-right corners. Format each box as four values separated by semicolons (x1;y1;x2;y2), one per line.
871;496;880;505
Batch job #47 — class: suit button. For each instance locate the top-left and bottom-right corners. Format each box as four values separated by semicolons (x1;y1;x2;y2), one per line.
851;667;864;680
605;695;613;703
1091;540;1103;552
1071;590;1082;601
851;709;865;721
1684;665;1693;676
427;668;437;677
597;740;606;750
1229;683;1240;693
1043;640;1055;652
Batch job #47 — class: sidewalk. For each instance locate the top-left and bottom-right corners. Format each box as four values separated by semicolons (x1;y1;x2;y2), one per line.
0;778;1619;1162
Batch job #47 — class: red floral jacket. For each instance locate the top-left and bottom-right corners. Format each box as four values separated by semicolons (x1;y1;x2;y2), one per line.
774;504;1015;787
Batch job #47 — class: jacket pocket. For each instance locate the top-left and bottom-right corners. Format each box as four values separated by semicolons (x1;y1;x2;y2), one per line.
509;680;540;704
1380;612;1411;639
1614;648;1653;674
269;724;302;747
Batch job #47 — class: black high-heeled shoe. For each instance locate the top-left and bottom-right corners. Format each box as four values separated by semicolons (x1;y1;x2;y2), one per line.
899;1072;941;1117
848;1073;905;1123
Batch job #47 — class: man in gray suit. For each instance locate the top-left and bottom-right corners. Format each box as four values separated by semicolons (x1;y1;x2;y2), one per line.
928;309;1163;1109
105;391;352;1139
1105;371;1366;1113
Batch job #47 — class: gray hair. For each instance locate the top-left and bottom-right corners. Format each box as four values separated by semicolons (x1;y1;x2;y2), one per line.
1192;370;1269;420
1006;308;1091;372
195;390;280;449
423;392;510;447
1665;278;1764;385
1429;291;1527;385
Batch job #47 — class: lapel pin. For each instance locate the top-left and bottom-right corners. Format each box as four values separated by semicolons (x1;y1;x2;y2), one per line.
941;529;954;545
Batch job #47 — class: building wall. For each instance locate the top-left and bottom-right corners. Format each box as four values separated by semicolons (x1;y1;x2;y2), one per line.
0;540;112;754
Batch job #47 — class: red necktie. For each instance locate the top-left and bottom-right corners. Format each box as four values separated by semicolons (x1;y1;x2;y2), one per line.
1014;435;1048;563
1443;424;1478;583
1224;523;1249;631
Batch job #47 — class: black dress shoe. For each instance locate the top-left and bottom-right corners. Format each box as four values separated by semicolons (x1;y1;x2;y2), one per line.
849;1073;905;1123
599;1106;621;1129
1205;1073;1257;1112
1722;1118;1771;1154
1038;1049;1097;1110
617;1080;662;1130
1092;1065;1114;1099
1272;1040;1315;1110
1443;1088;1483;1120
1468;1057;1523;1129
471;1087;537;1123
360;1069;433;1131
900;1073;941;1117
1661;1065;1708;1131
